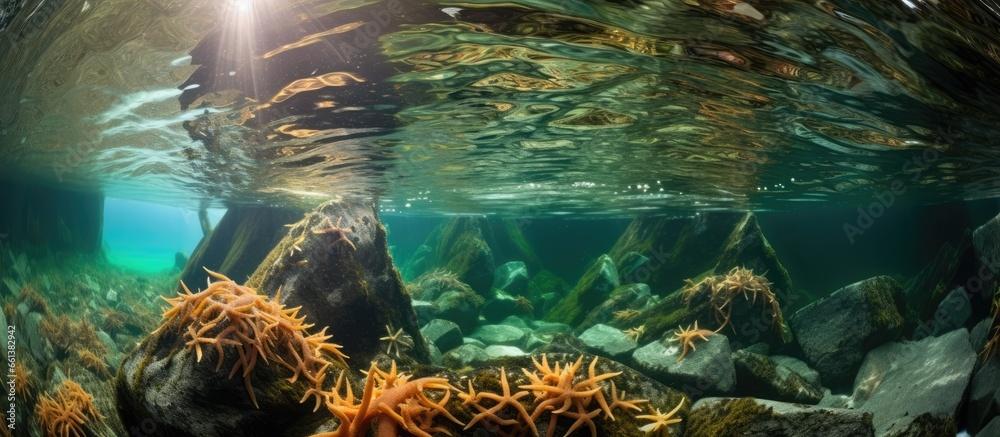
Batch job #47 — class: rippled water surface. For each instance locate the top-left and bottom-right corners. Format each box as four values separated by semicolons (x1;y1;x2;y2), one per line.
2;0;1000;215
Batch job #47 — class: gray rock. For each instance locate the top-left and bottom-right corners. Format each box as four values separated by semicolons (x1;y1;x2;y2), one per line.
577;324;637;359
97;330;120;367
981;416;1000;437
966;353;1000;434
434;289;483;333
973;213;1000;291
24;312;54;362
578;283;653;330
851;328;975;436
687;397;873;437
469;324;527;347
632;333;735;395
499;315;530;330
411;299;436;325
531;320;572;335
492;261;529;296
771;355;822;388
428;343;443;365
732;350;823;404
972;317;993;352
483;345;527;360
463;337;487;348
790;276;905;385
442;344;490;367
524;334;547;352
247;199;429;363
421;319;464;353
480;291;531;323
928;287;971;337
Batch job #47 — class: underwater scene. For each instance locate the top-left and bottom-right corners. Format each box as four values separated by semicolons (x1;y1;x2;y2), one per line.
2;0;1000;436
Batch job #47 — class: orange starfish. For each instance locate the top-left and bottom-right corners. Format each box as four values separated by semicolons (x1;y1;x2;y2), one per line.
461;367;538;436
154;269;347;408
682;267;782;332
636;398;685;436
672;321;714;362
312;216;357;251
306;360;462;437
35;380;103;437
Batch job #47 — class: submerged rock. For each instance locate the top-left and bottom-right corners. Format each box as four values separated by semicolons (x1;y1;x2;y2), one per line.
732;350;823;404
483;344;527;359
407;265;485;331
492;260;529;296
117;345;326;437
420;319;463;353
790;276;905;386
631;332;735;395
577;324;637;360
616;251;650;284
247;199;429;363
545;254;620;326
966;353;1000;435
770;355;822;388
687;397;874;437
469;324;527;347
441;343;490;367
403;217;496;295
578;283;654;330
850;328;976;436
180;205;301;288
480;291;533;322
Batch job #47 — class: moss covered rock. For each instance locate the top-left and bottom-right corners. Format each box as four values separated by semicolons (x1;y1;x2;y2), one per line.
402;217;496;295
116;329;338;437
732;350;823;404
545;254;620;326
579;283;654;330
247;199;429;363
790;276;906;386
687;397;874;437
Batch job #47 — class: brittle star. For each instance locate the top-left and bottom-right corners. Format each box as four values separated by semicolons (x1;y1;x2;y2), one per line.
311;216;357;251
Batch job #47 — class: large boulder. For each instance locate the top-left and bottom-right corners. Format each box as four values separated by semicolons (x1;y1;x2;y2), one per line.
631;333;735;396
469;324;527;347
687;397;874;437
790;276;906;386
247;199;429;363
732;350;823;404
545;254;620;326
180;205;301;288
850;328;976;436
116;331;337;437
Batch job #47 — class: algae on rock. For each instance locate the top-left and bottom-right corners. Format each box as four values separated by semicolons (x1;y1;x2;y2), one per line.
247;199;429;363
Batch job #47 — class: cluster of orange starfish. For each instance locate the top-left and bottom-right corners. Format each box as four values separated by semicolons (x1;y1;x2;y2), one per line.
460;355;674;437
13;362;33;398
671;321;716;362
298;355;682;437
682;267;783;332
982;293;1000;362
302;360;460;437
153;269;347;407
35;379;103;437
